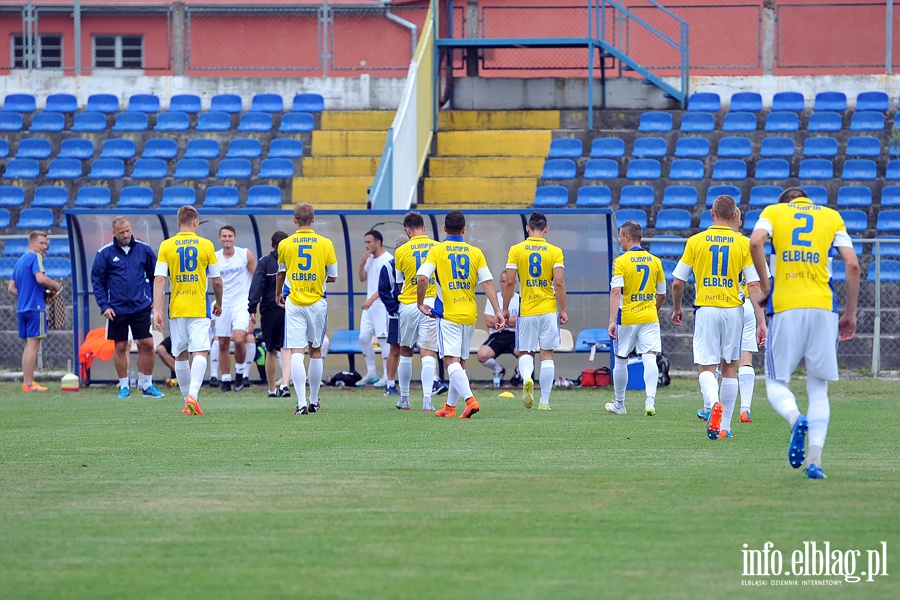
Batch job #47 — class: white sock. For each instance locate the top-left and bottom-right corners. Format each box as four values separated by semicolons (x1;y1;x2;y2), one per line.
175;360;191;400
447;362;473;402
138;373;151;389
518;354;535;382
209;343;219;378
806;376;830;454
766;378;799;426
720;377;739;432
398;355;413;397
118;377;129;389
360;331;376;377
699;370;719;408
738;365;755;410
308;357;323;405
612;356;628;405
378;337;388;378
244;342;256;378
189;355;207;399
483;357;499;372
446;379;460;408
421;355;436;405
539;359;554;404
291;353;307;408
642;354;659;401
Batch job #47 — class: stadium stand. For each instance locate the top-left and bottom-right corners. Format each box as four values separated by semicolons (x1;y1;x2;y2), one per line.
44;257;72;278
764;112;799;132
185;139;220;159
802;137;838;158
845;136;881;157
836;186;872;208
196;111;231;132
16;208;54;229
814;91;847;112
100;139;137;160
215;158;252;179
711;159;747;180
258;158;294;178
842;159;877;180
112;112;149;132
841;209;869;234
0;139;7;158
615;209;647;228
0;113;23;131
654;209;691;231
669;159;704;180
868;260;900;283
237;112;273;132
850;111;884;131
876;210;900;233
749;185;782;207
873;236;900;258
226;138;263;159
882;186;900;207
3;239;28;256
803;185;829;205
772;91;805;111
88;158;125;179
72;111;106;132
706;184;741;206
798;158;833;179
649;235;686;256
717;136;751;157
626;159;660;179
174;159;211;179
887;160;900;180
251;94;283;113
807;112;842;132
131;158;168;179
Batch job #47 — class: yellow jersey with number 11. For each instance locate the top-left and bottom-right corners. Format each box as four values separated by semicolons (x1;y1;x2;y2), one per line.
506;237;565;317
395;235;436;305
678;225;752;309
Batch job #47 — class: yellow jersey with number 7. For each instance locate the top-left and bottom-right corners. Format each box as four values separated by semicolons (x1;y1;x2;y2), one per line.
506;237;565;316
277;229;337;307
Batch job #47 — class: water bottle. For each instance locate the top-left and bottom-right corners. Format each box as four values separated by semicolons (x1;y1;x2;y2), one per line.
129;369;137;389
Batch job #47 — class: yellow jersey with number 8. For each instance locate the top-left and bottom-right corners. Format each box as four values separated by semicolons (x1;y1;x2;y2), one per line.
157;232;218;318
506;237;564;317
277;229;337;307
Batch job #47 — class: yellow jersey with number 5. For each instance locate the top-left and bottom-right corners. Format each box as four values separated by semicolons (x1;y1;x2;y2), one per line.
679;225;751;308
506;237;564;317
395;235;436;305
157;232;218;318
277;229;337;307
423;238;489;325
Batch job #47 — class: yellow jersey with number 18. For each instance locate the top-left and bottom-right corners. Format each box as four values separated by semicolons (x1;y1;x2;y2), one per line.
423;238;489;326
679;225;752;308
506;237;565;317
395;235;436;305
611;248;665;325
156;232;218;318
277;228;337;307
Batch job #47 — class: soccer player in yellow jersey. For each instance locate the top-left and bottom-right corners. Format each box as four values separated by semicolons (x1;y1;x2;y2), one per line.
416;211;505;419
153;205;223;416
671;195;761;440
394;211;439;412
503;211;567;410
605;221;666;417
750;187;860;479
276;202;338;416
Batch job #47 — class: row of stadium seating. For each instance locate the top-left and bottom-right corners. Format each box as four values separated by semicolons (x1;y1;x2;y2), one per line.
0;110;316;133
0;207;64;230
0;137;303;161
0;256;70;279
637;110;886;133
685;90;891;112
0;93;325;115
0;185;282;209
1;238;69;257
1;157;294;180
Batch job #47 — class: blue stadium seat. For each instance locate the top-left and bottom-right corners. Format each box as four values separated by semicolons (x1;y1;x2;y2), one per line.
868;260;900;283
142;138;178;160
575;185;612;207
169;94;202;114
112;112;148;132
184;138;220;159
637;111;672;133
215;158;252;178
161;186;197;207
43;257;71;278
706;184;741;207
841;209;869;233
807;111;842;132
59;138;94;160
729;92;762;112
873;236;900;259
196;111;231;132
174;158;210;179
661;185;697;208
688;92;720;112
2;94;36;113
699;210;713;229
154;111;190;132
856;91;890;112
764;112;799;132
268;138;303;158
85;94;119;113
649;235;686;257
45;240;69;257
632;137;667;158
590;137;625;158
292;93;325;113
842;159;877;181
100;138;136;160
717;136;751;157
749;185;783;208
32;186;68;207
533;185;568;208
722;111;756;132
0;186;25;207
548;138;583;158
203;185;240;208
802;136;838;158
0;139;7;158
118;186;155;208
131;158;168;179
226;138;263;159
583;158;618;180
279;112;315;133
330;329;363;355
742;209;762;232
849;111;884;132
3;158;41;179
3;239;28;256
659;259;682;282
0;256;17;277
654;209;692;231
16;138;52;159
210;94;243;113
16;208;54;229
251;93;283;113
258;158;294;178
89;158;125;179
45;93;77;113
798;159;833;179
802;185;829;206
626;159;660;180
674;137;709;158
128;94;160;113
29;112;65;132
814;91;847;112
615;209;647;229
876;210;900;233
669;159;704;180
830;258;847;282
619;185;654;207
541;159;576;180
0;209;9;228
74;186;112;208
887;160;900;180
759;136;795;158
246;184;282;207
845;136;881;157
881;185;900;207
836;186;872;208
71;111;106;132
680;112;715;133
0;112;23;132
711;159;747;180
237;111;273;132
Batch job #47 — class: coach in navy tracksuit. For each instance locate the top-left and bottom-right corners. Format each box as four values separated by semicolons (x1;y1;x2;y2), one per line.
90;216;161;398
378;256;402;396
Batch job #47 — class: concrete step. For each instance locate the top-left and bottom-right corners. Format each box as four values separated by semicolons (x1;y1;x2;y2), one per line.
320;111;395;131
436;130;552;157
311;131;388;157
428;156;544;178
438;110;561;131
423;177;536;205
301;156;380;177
292;176;370;204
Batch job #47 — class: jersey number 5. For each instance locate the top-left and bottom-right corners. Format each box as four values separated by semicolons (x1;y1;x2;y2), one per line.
176;246;198;272
297;244;312;270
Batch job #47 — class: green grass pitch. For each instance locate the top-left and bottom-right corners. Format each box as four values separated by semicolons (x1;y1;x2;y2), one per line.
0;377;898;599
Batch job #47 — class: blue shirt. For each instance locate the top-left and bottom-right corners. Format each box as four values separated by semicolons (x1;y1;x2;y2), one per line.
13;252;46;313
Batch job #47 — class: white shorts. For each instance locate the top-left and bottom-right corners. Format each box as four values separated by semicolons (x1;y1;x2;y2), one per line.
360;302;388;339
436;318;474;359
285;298;327;350
741;299;758;353
516;313;561;352
214;305;251;338
765;308;839;382
614;322;661;357
398;301;437;351
170;317;213;356
692;306;743;366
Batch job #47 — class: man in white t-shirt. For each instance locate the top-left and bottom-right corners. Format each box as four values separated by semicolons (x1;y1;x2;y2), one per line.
214;225;257;392
478;270;522;387
357;230;393;387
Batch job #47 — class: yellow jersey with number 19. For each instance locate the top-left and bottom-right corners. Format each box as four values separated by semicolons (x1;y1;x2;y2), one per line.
506;237;565;317
678;225;752;308
395;235;436;305
421;238;490;326
611;248;665;325
277;228;337;307
156;232;218;318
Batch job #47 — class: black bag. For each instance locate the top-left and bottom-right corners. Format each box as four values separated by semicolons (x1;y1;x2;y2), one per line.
327;371;362;387
657;352;671;387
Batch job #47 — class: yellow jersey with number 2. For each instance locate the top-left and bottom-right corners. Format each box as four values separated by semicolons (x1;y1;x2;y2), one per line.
277;229;338;307
506;237;564;317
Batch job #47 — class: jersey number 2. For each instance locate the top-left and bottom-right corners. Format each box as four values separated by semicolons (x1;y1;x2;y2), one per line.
792;214;814;247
